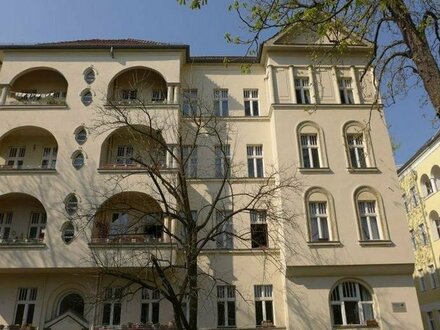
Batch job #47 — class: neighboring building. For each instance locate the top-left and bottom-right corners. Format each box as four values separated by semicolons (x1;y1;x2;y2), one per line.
398;130;440;330
0;29;422;330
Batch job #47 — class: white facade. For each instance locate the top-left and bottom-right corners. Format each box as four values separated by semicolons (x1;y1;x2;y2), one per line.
0;32;422;330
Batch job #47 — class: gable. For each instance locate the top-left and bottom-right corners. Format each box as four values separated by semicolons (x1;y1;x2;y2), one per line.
45;312;89;330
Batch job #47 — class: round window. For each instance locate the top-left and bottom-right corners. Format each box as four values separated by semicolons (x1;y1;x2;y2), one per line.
84;69;96;84
81;90;93;106
72;152;85;169
65;194;78;215
61;222;75;244
75;128;87;144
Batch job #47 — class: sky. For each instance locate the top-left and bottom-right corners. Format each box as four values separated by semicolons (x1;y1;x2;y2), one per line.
0;0;438;165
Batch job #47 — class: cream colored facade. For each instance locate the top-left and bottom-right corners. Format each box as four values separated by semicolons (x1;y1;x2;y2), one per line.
0;30;422;330
398;131;440;330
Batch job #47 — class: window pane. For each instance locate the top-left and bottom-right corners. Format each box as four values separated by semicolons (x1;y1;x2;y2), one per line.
370;217;380;239
14;304;25;325
244;101;251;116
248;159;255;177
361;217;370;240
102;304;111;325
227;301;236;326
311;148;320;167
152;302;160;323
332;305;343;325
345;301;360;324
253;101;259;115
320;218;329;240
255;301;263;326
141;303;149;323
26;304;35;325
265;301;274;323
311;218;319;241
113;303;121;325
217;301;225;326
362;303;374;322
302;148;311;168
256;159;263;177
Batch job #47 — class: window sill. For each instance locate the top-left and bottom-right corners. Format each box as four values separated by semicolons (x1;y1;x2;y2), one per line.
0;104;68;110
307;241;342;248
358;240;393;247
299;167;331;174
333;326;379;329
347;167;380;174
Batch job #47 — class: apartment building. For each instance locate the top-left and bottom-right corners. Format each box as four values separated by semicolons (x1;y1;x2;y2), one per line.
0;29;422;330
398;130;440;330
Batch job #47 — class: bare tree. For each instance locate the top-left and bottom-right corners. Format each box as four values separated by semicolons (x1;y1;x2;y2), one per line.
75;72;301;330
180;0;440;118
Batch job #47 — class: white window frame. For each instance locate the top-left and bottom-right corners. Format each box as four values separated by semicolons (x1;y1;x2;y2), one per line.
28;212;46;240
347;133;367;168
152;90;166;103
339;78;355;104
102;287;122;326
214;89;229;116
294;77;311;104
41;146;57;169
358;201;382;241
182;89;198;116
14;288;38;326
300;134;320;168
309;202;330;241
121;89;137;101
215;145;231;178
429;265;438;289
7;146;25;169
116;145;134;165
244;89;259;116
247;145;264;178
250;210;268;248
0;212;12;239
254;285;274;326
216;210;233;249
217;285;236;327
141;288;160;324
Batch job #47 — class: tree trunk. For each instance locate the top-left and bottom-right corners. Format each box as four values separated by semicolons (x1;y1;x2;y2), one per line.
187;233;199;330
387;0;440;117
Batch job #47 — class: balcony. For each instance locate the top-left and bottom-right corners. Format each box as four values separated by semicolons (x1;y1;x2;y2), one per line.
0;193;47;247
0;126;58;173
1;68;68;108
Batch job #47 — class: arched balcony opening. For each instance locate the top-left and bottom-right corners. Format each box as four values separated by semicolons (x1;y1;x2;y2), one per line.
0;193;47;245
420;174;434;197
107;67;168;105
99;125;166;171
92;192;166;244
431;165;440;193
58;293;85;316
430;211;440;241
0;126;58;171
6;68;68;106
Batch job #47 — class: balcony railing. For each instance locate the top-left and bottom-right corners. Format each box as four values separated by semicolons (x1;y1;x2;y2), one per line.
5;91;67;106
0;237;44;246
91;234;164;245
0;164;56;171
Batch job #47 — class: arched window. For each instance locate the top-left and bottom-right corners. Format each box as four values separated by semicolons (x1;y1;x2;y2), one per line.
61;222;75;243
431;165;440;193
420;174;434;197
297;122;328;169
330;281;375;326
343;122;375;169
58;293;84;316
354;187;388;241
305;188;338;242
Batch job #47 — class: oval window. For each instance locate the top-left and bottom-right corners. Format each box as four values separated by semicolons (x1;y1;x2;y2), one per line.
84;69;96;84
72;152;85;169
81;90;93;106
61;222;75;244
65;194;78;214
75;128;87;144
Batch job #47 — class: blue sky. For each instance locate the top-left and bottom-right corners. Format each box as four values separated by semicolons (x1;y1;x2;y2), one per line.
1;0;438;164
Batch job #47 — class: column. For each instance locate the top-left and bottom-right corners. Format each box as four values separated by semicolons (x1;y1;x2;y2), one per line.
0;85;10;105
267;65;275;105
173;84;180;104
331;66;341;104
308;65;317;104
170;217;176;243
288;66;297;104
431;177;438;193
163;217;171;243
350;66;361;104
167;85;174;104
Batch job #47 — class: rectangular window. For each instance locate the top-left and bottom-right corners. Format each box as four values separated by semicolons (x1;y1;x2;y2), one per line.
183;146;197;178
28;212;46;240
141;288;160;324
419;269;426;292
347;134;366;168
410;186;419;207
215;145;231;178
419;224;428;245
217;285;236;327
216;210;233;249
339;78;355;104
41;146;57;169
244;89;259;116
214;89;229;116
427;311;435;330
121;89;137;100
309;202;330;241
116;145;134;165
152;90;166;103
254;285;274;326
358;201;381;240
247;145;264;178
250;210;268;248
102;287;122;326
14;288;37;326
294;78;311;104
429;265;438;289
182;89;198;116
7;146;25;169
0;212;12;239
300;134;320;168
143;213;163;240
410;230;417;250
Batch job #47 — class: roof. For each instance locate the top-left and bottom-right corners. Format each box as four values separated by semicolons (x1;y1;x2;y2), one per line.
397;129;440;175
190;55;257;63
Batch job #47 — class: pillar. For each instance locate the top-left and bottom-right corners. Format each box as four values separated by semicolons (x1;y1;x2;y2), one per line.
288;66;297;104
